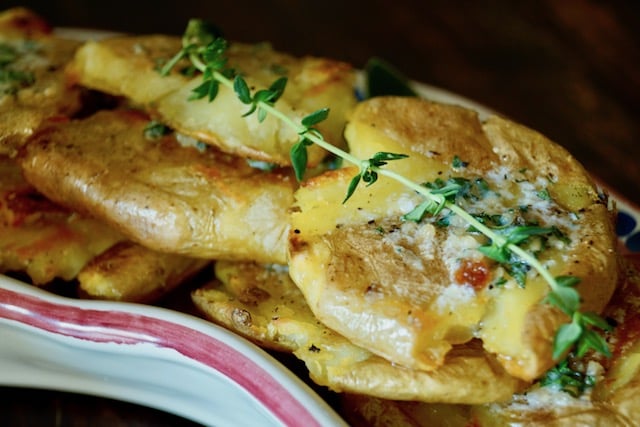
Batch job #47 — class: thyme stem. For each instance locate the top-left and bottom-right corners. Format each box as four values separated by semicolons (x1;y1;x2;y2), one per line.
164;20;612;366
194;54;563;299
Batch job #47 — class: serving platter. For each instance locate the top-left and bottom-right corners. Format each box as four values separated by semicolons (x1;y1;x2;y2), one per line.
0;274;348;427
1;27;639;427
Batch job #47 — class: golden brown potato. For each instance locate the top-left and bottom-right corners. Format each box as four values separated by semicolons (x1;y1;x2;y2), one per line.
0;8;84;156
67;35;357;167
18;109;295;264
192;261;312;352
0;155;123;284
78;241;210;303
288;96;619;381
342;259;640;427
192;260;525;404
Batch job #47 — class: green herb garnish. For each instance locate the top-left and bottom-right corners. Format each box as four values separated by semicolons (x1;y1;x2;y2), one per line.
143;120;172;140
540;357;597;397
0;42;35;95
162;18;612;373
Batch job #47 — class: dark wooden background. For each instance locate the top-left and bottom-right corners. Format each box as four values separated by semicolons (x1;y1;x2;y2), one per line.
1;0;638;425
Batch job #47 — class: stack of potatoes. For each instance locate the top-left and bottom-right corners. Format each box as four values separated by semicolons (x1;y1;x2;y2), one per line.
2;7;639;426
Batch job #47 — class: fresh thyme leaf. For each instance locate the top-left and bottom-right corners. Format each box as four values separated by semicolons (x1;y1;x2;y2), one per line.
290;140;309;181
201;38;229;68
435;212;454;227
581;311;613;331
545;287;581;315
267;76;287;101
361;168;378;185
343;152;408;203
343;174;362;203
477;243;510;264
553;310;612;361
576;328;610;358
403;196;448;222
143;120;172;140
234;75;252;103
371;151;409;163
163;18;613;366
506;226;554;245
189;78;218;101
473;212;513;229
234;75;288;121
452;155;469;168
492;277;508;287
540;358;595;397
537;188;552;201
553;321;583;360
302;108;330;127
555;275;581;288
183;19;224;46
403;200;433;222
505;259;531;287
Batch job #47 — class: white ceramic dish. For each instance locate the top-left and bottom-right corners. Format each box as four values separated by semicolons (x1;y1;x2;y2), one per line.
1;27;639;427
0;274;347;427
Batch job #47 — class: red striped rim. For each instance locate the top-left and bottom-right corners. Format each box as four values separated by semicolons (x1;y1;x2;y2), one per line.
0;286;323;427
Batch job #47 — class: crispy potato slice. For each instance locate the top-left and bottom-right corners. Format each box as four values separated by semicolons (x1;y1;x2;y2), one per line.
77;241;210;303
67;35;357;166
288;97;618;381
0;155;123;284
342;259;640;427
192;260;525;404
0;8;84;156
18;109;295;264
192;261;310;352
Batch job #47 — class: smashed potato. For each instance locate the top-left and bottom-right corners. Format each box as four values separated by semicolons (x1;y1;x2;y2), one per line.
1;8;635;424
67;34;357;167
18;109;296;264
0;8;84;156
78;241;209;303
0;155;123;284
343;259;640;427
288;97;618;381
193;261;525;404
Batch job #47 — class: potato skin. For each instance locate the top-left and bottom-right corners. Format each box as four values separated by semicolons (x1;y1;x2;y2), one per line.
288;96;619;381
341;261;640;427
193;260;525;404
0;155;123;284
18;109;295;264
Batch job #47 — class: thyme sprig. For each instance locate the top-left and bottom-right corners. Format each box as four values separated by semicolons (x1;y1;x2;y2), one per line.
163;19;612;364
